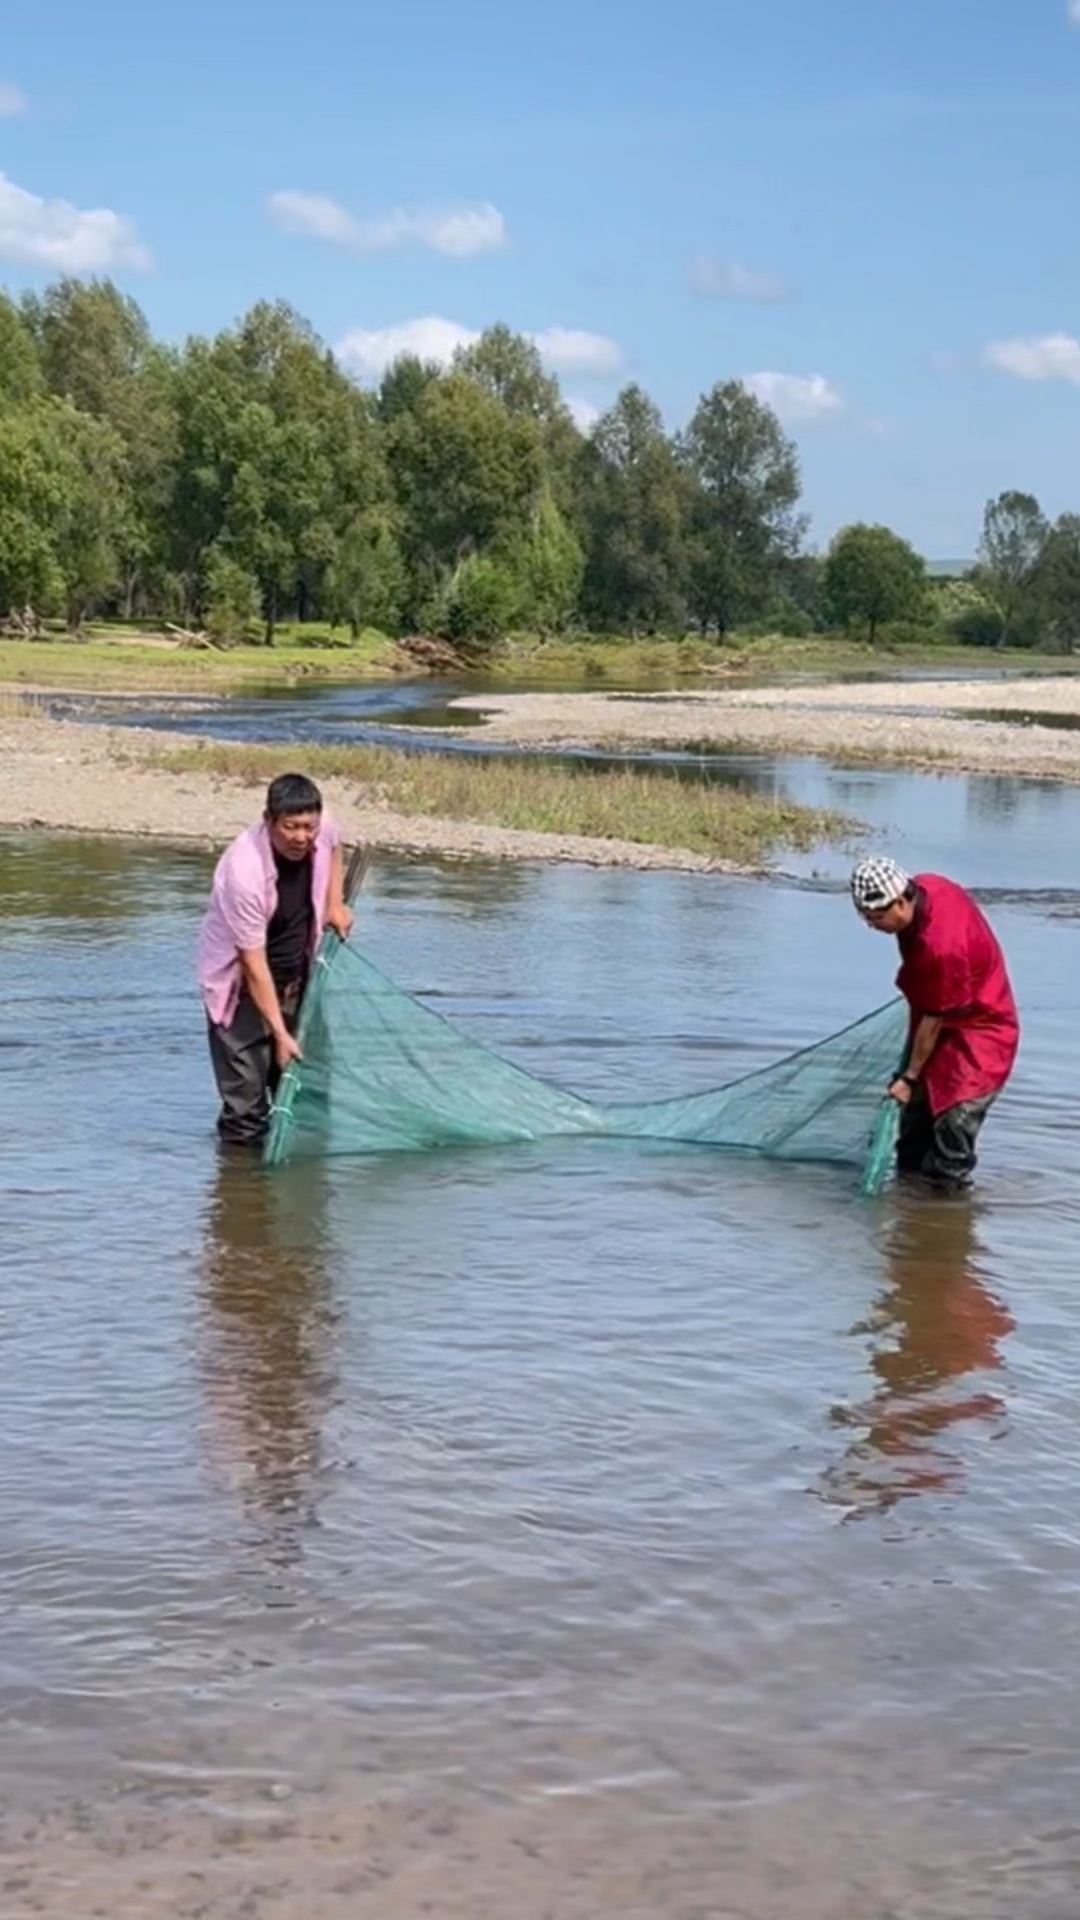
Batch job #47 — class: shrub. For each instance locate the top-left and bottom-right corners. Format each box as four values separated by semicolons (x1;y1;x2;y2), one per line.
437;555;522;658
949;602;1004;648
203;549;261;645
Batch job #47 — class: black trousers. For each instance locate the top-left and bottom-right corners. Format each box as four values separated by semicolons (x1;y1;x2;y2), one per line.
897;1084;999;1191
207;985;301;1147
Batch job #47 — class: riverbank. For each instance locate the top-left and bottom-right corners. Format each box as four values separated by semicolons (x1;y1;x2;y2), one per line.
2;628;1076;695
0;713;843;871
6;674;1080;873
448;677;1080;780
0;630;404;692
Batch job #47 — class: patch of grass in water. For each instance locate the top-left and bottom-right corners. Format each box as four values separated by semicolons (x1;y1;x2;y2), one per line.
145;739;858;865
0;690;48;719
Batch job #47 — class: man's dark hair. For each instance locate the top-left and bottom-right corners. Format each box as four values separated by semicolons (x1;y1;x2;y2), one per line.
265;772;323;820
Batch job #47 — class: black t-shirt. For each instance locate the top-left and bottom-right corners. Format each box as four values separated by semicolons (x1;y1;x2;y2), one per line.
266;850;314;990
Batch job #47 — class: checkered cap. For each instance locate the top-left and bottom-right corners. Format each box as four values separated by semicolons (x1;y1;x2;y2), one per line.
850;856;910;911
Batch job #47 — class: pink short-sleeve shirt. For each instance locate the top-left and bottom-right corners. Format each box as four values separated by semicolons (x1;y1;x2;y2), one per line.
196;815;339;1027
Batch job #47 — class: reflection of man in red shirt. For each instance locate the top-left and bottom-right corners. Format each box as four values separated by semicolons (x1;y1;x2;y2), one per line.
850;857;1019;1191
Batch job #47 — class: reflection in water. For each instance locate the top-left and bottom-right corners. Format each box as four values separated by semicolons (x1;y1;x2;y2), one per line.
196;1157;340;1561
376;847;538;919
963;771;1071;829
0;832;211;925
823;1195;1014;1514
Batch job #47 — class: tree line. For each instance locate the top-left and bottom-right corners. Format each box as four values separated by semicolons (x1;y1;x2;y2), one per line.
0;277;1073;653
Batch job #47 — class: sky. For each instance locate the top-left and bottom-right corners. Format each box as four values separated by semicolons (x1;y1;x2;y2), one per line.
2;0;1080;557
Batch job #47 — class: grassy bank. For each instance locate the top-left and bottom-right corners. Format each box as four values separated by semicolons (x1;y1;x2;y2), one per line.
2;622;1076;695
145;739;855;866
442;629;1080;683
0;627;401;692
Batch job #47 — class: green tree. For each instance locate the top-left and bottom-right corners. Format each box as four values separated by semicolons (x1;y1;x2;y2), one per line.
1035;512;1080;652
0;398;129;625
24;277;152;415
171;301;387;641
232;302;353;640
679;380;803;636
436;553;522;655
169;336;274;622
377;354;442;422
454;325;564;422
773;551;825;633
326;508;405;636
53;407;132;628
823;523;927;643
0;293;43;408
973;490;1048;647
935;574;1003;648
203;546;262;644
385;371;546;623
580;385;689;632
22;278;178;617
515;491;584;633
0;403;69;613
454;324;582;516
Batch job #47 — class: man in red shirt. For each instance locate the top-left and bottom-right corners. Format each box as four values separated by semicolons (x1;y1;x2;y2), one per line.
850;856;1019;1191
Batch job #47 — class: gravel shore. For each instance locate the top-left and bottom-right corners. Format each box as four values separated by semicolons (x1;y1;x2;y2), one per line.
448;676;1080;779
0;714;726;870
2;675;1078;870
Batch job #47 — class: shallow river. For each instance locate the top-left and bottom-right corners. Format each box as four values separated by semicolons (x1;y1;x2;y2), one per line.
2;750;1079;1917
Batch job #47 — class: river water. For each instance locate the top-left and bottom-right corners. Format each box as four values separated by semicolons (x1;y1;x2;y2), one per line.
2;733;1080;1916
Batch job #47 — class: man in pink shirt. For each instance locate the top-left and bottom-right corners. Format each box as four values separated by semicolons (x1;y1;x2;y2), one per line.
850;855;1019;1192
197;772;354;1146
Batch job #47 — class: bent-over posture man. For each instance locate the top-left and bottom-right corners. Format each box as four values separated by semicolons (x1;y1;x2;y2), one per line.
850;856;1019;1191
197;772;354;1145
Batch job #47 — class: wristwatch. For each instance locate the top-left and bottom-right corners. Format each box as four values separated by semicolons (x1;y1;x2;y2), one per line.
899;1072;918;1088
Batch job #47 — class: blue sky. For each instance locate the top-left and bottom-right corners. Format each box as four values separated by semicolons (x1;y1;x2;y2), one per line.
2;0;1080;557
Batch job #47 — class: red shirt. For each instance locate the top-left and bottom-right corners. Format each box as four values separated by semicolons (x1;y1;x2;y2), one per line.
895;873;1019;1115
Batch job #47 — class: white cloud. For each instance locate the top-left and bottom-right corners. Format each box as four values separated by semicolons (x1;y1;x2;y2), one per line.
337;317;479;378
265;191;358;248
0;172;150;272
0;80;27;117
566;395;601;430
743;370;844;424
531;327;621;375
418;205;506;258
1069;1;1080;24
336;316;623;383
689;254;792;302
266;190;506;258
983;332;1080;383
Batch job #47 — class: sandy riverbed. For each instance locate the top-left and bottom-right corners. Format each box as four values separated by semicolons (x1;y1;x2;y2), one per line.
2;675;1079;869
448;677;1080;777
0;714;727;871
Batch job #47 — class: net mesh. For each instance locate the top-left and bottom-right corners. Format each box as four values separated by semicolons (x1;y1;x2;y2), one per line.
264;932;907;1191
859;1098;902;1199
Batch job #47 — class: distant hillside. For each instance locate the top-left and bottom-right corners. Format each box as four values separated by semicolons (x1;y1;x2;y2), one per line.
925;558;973;578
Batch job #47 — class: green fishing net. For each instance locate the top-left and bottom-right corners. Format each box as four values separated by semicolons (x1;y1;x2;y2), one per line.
859;1098;902;1198
264;930;908;1192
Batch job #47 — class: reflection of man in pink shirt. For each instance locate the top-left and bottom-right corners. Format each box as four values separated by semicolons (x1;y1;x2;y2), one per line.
197;772;354;1146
